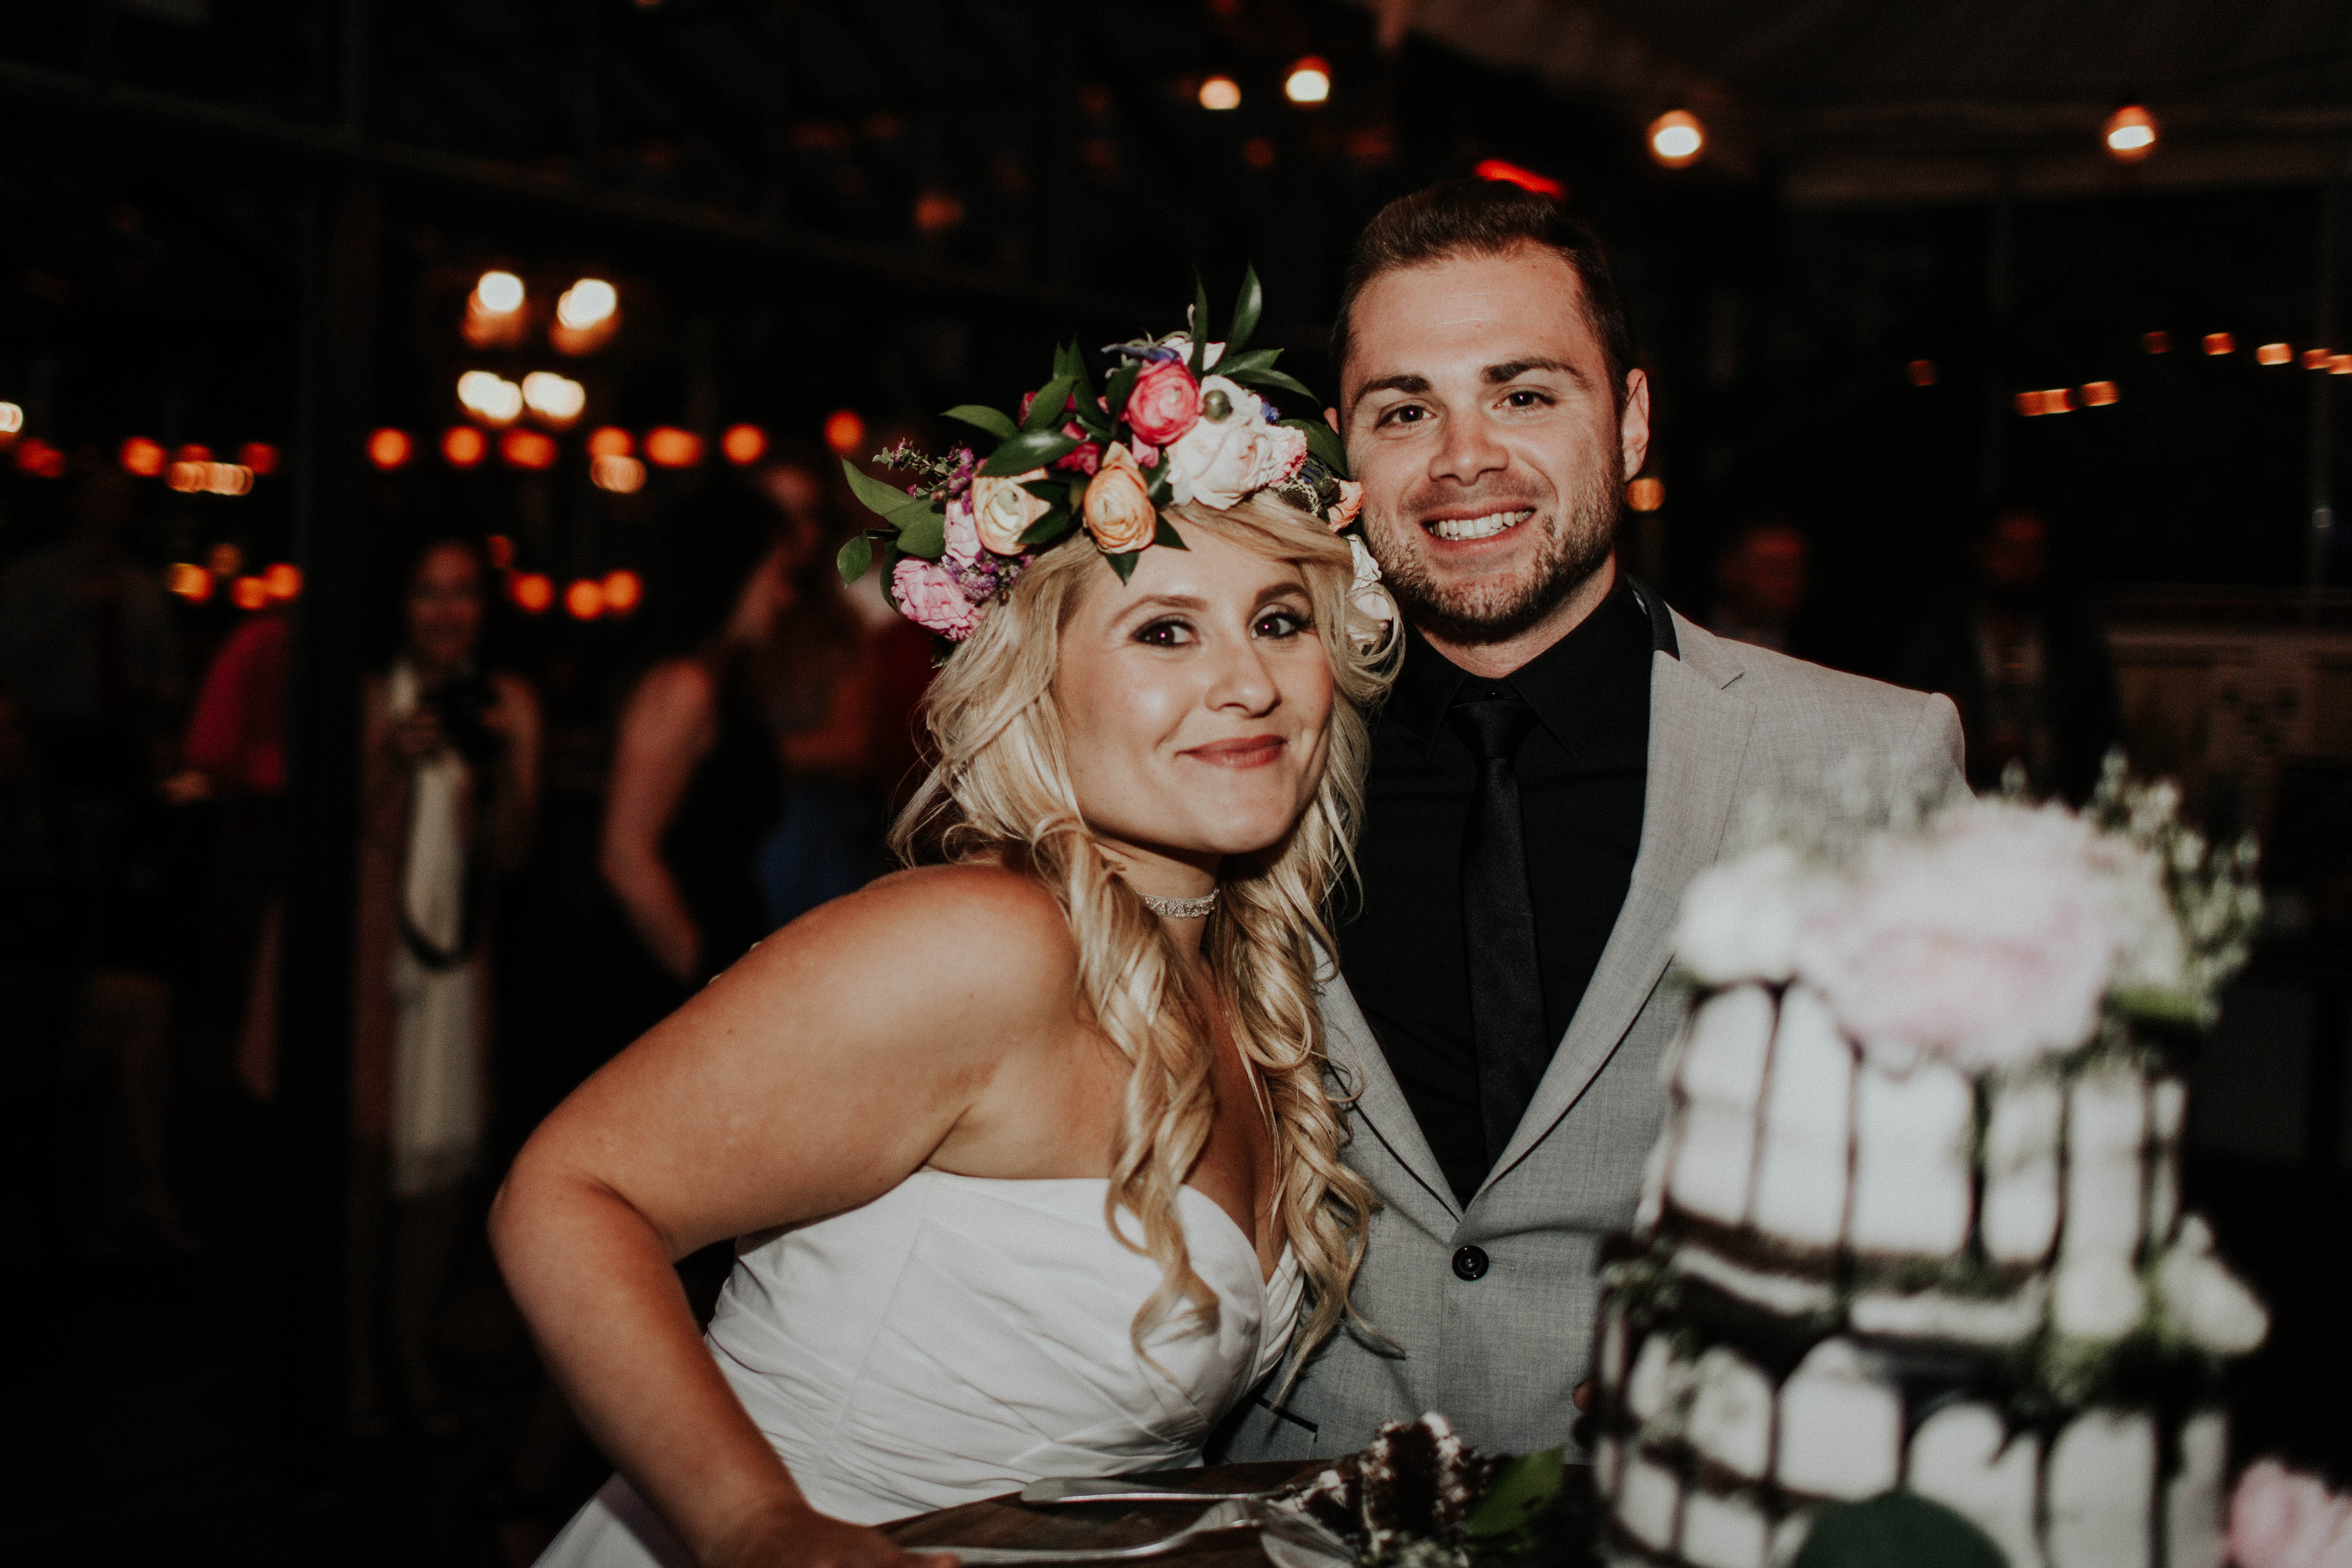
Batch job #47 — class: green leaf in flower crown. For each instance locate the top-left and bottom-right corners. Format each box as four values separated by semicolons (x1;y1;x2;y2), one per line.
834;533;873;585
1104;548;1142;584
1215;347;1283;379
1051;340;1083;382
1461;1448;1564;1545
1105;360;1142;422
1018;507;1075;547
1022;374;1077;433
1226;263;1263;355
979;428;1080;476
894;506;947;561
1228;364;1320;404
842;459;938;526
943;404;1019;443
1146;465;1173;507
1188;272;1211;377
1151;516;1187;550
1279;416;1351;479
1790;1491;2005;1568
1064;346;1107;433
1021;476;1071;505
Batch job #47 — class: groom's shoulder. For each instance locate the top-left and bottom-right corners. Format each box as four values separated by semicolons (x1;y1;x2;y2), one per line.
1672;613;1949;752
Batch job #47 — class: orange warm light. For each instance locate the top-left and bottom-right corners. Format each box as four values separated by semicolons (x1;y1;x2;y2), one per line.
2080;381;2121;407
2304;348;2334;369
174;443;214;465
442;426;489;467
1472;159;1565;198
1906;360;1939;387
168;461;255;495
14;437;66;478
591;454;647;494
564;577;607;619
168;562;213;603
2203;333;2235;356
822;409;867;457
1648;110;1704;168
232;575;271;611
263;562;302;600
1625;476;1665;512
486;534;516;569
369;427;414;470
644;426;703;468
510;572;555;614
2257;342;2293;366
2103;104;2158;163
602;569;643;614
239;441;279;475
208;542;244;576
120;437;167;477
721;423;769;465
2015;388;2078;416
501;427;559;470
2142;331;2173;354
586;426;633;459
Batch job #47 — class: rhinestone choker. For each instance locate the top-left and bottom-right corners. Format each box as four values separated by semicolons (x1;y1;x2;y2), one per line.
1140;888;1221;920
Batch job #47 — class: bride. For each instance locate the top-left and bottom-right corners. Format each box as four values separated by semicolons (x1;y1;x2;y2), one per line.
491;300;1398;1568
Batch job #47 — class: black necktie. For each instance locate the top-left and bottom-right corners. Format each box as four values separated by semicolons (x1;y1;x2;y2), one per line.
1449;695;1548;1191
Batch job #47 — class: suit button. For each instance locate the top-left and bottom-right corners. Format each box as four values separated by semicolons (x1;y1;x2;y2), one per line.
1452;1245;1489;1281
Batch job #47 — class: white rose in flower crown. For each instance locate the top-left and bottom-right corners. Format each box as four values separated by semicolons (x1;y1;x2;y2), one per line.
1346;533;1396;647
1792;802;2121;1071
1164;376;1308;508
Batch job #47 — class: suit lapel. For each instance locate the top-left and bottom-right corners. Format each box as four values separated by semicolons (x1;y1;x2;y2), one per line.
1319;962;1464;1226
1478;616;1753;1193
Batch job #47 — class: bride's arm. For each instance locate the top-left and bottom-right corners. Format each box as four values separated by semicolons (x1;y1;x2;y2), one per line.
489;866;1075;1568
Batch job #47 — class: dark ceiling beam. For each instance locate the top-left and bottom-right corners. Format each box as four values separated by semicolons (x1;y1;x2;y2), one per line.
0;56;1148;321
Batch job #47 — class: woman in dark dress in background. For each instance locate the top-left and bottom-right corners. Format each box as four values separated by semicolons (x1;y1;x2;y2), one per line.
599;482;790;1041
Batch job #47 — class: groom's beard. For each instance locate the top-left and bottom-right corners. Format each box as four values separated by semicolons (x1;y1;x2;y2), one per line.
1365;452;1622;647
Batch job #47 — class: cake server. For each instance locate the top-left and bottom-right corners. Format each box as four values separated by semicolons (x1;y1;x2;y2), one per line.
1019;1476;1290;1505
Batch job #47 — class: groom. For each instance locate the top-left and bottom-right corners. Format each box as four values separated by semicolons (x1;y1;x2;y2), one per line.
1226;180;1964;1461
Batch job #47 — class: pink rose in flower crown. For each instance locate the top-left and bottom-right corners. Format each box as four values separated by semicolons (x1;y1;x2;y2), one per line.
1792;803;2121;1071
1164;377;1309;509
943;494;982;567
969;468;1051;555
890;557;984;641
1126;360;1202;446
2229;1460;2352;1568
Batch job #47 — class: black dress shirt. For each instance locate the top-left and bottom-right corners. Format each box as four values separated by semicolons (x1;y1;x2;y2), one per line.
1340;578;1658;1205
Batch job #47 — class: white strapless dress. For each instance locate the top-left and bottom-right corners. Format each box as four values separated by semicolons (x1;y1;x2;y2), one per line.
536;1170;1304;1565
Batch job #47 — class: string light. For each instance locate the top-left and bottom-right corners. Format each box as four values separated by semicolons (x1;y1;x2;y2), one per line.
2304;348;2334;369
208;542;244;576
2332;355;2352;375
1284;58;1331;105
586;426;633;459
232;575;270;611
822;409;866;457
120;437;166;477
521;371;586;427
486;535;516;569
168;563;213;603
1625;476;1665;511
2203;333;2235;356
556;278;616;331
565;577;607;619
500;428;559;470
1198;76;1241;111
167;461;255;495
174;443;213;464
644;427;703;468
474;271;525;315
1648;110;1704;168
2103;105;2157;163
2080;381;2120;406
458;370;525;425
263;563;302;600
442;426;489;467
510;572;555;614
602;569;643;614
14;438;64;477
721;424;768;465
368;428;413;470
2257;343;2293;366
2142;331;2173;354
239;442;279;475
0;403;21;435
591;454;647;493
1907;360;1939;387
1472;159;1565;198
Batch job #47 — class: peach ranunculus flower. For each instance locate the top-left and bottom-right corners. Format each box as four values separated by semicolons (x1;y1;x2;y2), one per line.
1792;803;2122;1071
1082;443;1157;554
2228;1459;2352;1568
969;468;1051;555
1125;360;1202;447
1327;477;1364;529
890;557;983;641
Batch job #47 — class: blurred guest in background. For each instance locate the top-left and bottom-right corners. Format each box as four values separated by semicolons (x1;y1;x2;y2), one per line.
0;457;187;1256
1707;512;1813;657
599;482;788;1027
1899;507;2122;803
350;534;541;1434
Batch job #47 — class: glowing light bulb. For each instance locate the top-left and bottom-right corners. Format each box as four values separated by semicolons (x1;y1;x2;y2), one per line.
2081;381;2120;407
823;409;866;457
644;427;703;468
602;569;643;614
442;426;489;467
721;423;768;465
522;371;587;425
586;426;633;459
565;578;607;620
511;572;554;614
475;270;526;314
1648;110;1704;168
2103;105;2157;163
120;437;166;477
0;403;22;435
2257;343;2292;366
263;563;302;600
556;278;618;331
591;454;647;494
458;370;525;425
1198;76;1241;112
1473;159;1565;198
1284;58;1330;105
368;428;413;470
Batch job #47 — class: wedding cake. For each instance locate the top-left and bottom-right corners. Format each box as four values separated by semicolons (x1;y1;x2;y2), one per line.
1587;763;2269;1568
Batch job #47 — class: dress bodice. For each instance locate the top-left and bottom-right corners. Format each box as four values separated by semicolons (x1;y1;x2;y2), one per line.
536;1169;1302;1565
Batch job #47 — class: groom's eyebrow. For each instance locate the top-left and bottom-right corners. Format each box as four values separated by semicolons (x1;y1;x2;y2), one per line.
1485;357;1579;383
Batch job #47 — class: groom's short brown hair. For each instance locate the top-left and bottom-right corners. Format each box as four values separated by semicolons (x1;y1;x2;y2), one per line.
1331;179;1636;413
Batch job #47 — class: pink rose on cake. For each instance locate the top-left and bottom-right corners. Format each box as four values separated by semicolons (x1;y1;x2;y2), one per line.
890;557;983;641
1792;804;2120;1071
2229;1461;2352;1568
1164;377;1308;508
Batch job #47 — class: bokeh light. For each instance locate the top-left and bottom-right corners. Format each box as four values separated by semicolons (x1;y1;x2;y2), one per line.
1648;110;1704;168
602;569;643;614
721;423;768;465
1198;76;1241;111
823;409;867;457
591;454;647;493
644;427;703;468
442;426;489;467
474;270;525;314
565;577;607;619
587;426;633;459
120;436;166;477
263;562;302;600
500;427;559;470
1284;58;1330;105
368;428;413;469
510;572;555;614
232;575;271;611
2103;105;2158;163
1626;476;1666;511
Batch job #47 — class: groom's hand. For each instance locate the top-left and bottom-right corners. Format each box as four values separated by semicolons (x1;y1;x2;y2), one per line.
705;1501;955;1568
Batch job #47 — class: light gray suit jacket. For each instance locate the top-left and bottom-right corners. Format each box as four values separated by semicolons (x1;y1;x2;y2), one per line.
1224;604;1964;1463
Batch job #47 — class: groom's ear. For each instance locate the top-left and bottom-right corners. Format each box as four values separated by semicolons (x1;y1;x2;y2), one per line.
1324;406;1340;435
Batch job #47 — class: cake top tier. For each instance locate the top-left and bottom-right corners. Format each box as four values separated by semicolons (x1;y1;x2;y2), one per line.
1673;755;2260;1077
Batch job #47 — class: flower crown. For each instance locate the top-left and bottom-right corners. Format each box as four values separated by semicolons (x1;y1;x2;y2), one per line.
836;267;1383;643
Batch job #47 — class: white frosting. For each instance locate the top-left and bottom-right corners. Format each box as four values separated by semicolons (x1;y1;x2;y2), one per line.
1849;1280;2047;1344
2157;1217;2270;1354
1618;1451;1682;1553
1599;1297;1630;1391
1907;1401;2045;1568
1670;1244;1838;1316
2062;1069;2150;1261
1848;1057;1973;1256
2165;1410;2228;1568
1775;1338;1901;1501
1748;985;1853;1249
1689;1346;1775;1480
2053;1251;2147;1340
1681;1487;1772;1568
1982;1076;2065;1264
2046;1410;2156;1568
1626;1333;1687;1425
1668;986;1776;1226
1771;1509;1816;1567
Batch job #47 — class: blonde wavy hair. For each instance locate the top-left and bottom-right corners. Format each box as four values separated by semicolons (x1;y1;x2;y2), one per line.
890;494;1400;1369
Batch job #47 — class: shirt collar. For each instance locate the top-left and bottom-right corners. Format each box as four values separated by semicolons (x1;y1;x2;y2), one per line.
1382;574;1664;760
